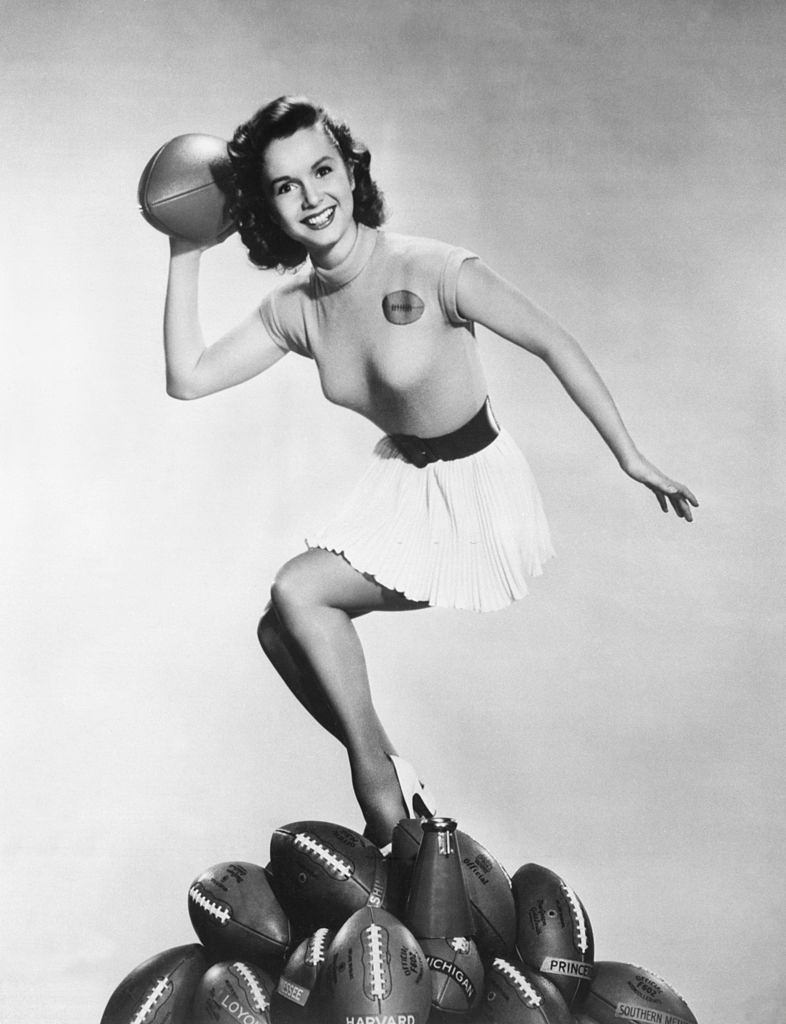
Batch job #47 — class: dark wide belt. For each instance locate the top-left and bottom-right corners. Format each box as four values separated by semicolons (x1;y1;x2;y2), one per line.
388;398;500;467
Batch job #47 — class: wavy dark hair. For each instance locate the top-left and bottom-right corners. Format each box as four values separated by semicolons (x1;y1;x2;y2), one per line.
228;96;386;271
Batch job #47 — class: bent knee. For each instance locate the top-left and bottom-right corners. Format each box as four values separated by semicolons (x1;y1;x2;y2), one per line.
269;557;323;621
269;574;302;623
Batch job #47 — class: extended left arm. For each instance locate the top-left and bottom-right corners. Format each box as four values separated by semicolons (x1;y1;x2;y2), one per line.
457;259;698;521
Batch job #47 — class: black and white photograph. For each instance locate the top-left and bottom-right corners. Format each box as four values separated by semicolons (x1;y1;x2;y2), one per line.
2;2;783;1021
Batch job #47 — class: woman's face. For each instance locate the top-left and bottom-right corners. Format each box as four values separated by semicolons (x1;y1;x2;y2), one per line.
262;124;356;266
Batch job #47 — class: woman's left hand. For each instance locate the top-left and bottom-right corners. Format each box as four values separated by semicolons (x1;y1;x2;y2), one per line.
621;453;699;522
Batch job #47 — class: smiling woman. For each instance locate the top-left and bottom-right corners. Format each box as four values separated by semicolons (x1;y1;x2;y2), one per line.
263;127;358;265
228;96;386;272
160;94;697;848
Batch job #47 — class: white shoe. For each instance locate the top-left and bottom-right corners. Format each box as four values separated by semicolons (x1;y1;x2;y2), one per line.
364;756;437;857
389;754;436;821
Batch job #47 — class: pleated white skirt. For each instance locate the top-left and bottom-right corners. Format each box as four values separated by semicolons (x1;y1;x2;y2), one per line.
302;428;556;610
305;428;554;613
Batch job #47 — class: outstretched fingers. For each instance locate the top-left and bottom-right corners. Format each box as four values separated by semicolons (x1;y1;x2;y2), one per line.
656;480;699;522
625;454;698;523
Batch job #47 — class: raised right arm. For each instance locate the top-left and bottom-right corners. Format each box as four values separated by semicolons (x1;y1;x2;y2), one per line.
164;237;287;400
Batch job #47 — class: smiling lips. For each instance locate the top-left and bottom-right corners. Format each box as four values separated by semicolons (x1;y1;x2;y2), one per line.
301;206;336;229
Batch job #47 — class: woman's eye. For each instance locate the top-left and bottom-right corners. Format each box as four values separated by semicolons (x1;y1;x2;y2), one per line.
316;165;332;177
276;181;297;196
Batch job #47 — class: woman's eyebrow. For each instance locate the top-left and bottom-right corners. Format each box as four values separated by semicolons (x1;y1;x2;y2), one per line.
269;156;335;188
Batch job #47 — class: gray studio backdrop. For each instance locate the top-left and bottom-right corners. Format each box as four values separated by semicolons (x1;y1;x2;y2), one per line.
2;1;783;1021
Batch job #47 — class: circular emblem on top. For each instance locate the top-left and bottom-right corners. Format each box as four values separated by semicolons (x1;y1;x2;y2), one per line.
382;290;425;325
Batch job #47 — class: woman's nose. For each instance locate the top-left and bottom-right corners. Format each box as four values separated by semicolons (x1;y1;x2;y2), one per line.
301;180;321;209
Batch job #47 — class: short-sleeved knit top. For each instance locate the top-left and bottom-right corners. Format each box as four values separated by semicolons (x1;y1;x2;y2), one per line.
257;224;488;436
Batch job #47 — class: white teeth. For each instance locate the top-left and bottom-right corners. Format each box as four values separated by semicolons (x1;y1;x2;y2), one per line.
303;207;334;228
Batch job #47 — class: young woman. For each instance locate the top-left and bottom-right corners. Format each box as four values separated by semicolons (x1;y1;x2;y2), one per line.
163;96;697;849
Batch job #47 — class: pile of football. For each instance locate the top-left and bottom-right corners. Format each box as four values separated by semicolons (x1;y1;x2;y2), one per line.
101;816;698;1023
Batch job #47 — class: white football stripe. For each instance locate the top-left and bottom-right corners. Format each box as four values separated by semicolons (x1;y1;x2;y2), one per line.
561;882;589;954
130;976;169;1024
233;963;269;1012
189;885;231;924
493;958;541;1007
307;927;331;966
366;924;387;999
294;833;351;878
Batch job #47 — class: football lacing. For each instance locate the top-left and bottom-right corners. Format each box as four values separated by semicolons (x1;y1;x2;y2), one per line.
130;976;170;1024
188;884;231;925
306;927;331;966
492;958;541;1007
363;924;391;1000
294;833;352;879
560;882;589;954
232;963;269;1012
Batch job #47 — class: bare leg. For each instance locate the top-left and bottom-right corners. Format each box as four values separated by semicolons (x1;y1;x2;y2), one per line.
259;548;428;844
258;603;346;744
258;594;398;753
